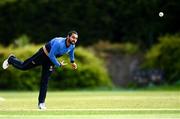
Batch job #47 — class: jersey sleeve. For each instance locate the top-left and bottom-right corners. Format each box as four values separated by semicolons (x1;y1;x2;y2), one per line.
68;47;75;63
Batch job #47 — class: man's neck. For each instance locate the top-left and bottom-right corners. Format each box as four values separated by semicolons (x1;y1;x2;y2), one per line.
65;38;70;48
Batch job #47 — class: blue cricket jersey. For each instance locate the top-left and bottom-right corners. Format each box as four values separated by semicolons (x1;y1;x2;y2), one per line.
48;37;75;67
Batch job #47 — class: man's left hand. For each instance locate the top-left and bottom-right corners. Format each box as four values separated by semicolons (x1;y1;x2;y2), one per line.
72;62;77;70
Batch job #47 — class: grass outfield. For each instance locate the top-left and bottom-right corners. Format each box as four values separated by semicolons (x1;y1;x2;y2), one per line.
0;91;179;119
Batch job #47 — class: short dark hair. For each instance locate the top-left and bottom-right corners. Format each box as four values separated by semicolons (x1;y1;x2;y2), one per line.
68;30;78;37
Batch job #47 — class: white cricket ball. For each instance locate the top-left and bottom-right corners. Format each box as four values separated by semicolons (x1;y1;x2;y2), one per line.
159;12;164;17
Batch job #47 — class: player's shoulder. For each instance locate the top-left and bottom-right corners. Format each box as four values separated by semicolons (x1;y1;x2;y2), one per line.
54;37;65;41
51;37;65;43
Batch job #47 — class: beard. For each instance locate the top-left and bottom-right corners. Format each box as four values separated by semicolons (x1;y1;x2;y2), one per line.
70;40;75;45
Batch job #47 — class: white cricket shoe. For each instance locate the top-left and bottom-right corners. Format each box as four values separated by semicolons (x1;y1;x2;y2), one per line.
2;54;15;69
2;59;9;69
38;103;47;110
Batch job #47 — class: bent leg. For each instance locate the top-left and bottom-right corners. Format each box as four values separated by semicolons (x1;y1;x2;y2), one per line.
8;50;43;70
8;56;24;70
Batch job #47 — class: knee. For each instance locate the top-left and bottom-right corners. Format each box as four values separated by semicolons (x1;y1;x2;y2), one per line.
21;67;28;70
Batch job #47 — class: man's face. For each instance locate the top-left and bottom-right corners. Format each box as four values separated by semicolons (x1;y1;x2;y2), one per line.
68;33;78;45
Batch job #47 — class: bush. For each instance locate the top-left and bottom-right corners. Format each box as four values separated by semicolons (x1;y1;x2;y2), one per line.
0;45;112;90
0;45;42;90
92;41;139;55
50;47;113;90
142;34;180;84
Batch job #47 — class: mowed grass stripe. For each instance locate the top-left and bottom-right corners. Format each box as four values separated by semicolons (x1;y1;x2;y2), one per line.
0;110;180;115
0;108;180;111
0;91;179;117
0;115;179;119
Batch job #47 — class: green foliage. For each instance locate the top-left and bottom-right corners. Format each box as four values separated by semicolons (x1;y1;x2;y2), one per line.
0;45;41;90
0;0;16;5
0;0;179;46
0;45;112;90
92;41;139;55
50;47;112;90
13;35;30;47
142;34;180;83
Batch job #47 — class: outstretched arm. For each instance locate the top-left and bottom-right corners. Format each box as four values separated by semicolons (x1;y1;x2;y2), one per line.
69;48;77;70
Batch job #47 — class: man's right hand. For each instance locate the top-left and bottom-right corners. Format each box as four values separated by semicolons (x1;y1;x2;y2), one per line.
60;60;67;67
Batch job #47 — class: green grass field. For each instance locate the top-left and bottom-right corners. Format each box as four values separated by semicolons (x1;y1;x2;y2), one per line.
0;91;179;119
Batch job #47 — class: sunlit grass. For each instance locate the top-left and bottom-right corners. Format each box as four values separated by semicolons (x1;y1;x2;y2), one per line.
0;91;179;119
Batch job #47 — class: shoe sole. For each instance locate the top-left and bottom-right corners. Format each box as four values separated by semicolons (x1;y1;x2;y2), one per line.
2;59;9;69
